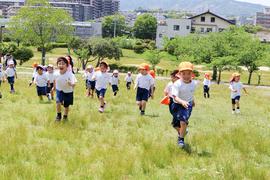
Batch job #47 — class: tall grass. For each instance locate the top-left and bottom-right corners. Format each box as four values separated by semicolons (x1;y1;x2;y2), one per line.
0;74;269;179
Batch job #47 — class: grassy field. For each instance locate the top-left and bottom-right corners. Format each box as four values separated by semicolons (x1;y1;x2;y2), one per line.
0;74;269;179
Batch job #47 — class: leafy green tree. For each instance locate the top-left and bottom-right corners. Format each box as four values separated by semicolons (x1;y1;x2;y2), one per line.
71;38;122;69
8;0;73;65
0;42;17;62
145;49;162;70
13;47;34;65
102;15;127;38
133;14;157;40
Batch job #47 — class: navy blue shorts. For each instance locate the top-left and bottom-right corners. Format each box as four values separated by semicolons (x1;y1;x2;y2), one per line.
47;83;54;93
126;82;131;89
171;102;193;128
232;96;241;104
136;87;149;102
168;97;174;115
56;90;74;108
7;76;15;84
112;85;119;92
87;80;96;90
37;86;47;96
203;85;209;93
96;88;106;98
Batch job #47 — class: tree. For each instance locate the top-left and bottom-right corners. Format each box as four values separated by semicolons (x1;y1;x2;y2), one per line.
0;42;17;62
13;47;34;65
8;0;73;65
71;38;123;69
133;14;157;40
238;39;266;84
145;49;162;70
102;15;127;38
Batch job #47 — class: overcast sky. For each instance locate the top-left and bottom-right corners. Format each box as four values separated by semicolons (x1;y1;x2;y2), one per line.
237;0;270;6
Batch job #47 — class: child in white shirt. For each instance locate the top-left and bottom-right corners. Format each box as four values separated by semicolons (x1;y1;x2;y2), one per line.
229;73;248;114
125;71;133;90
29;62;38;86
92;61;110;113
83;65;95;97
46;64;56;100
0;64;3;98
171;62;197;148
203;73;211;98
55;57;77;121
110;70;120;96
134;63;154;115
5;61;17;93
34;65;50;101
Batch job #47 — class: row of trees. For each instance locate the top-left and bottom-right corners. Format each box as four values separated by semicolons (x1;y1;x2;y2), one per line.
164;26;268;84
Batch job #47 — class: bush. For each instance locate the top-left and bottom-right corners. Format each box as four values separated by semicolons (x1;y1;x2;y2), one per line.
193;69;200;77
112;37;136;50
13;47;34;65
51;42;68;49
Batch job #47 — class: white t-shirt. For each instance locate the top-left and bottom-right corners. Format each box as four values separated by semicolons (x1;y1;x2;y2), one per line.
34;73;48;87
125;75;133;83
83;71;95;81
0;69;3;79
93;71;110;90
135;73;154;90
46;71;56;83
203;78;211;87
5;67;16;77
172;80;197;103
230;81;243;98
164;81;174;97
110;76;119;86
55;70;77;93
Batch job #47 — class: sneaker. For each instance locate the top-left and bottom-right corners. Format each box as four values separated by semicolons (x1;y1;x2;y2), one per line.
63;115;68;121
0;93;2;99
47;94;51;101
140;111;145;115
185;128;189;136
178;137;185;148
99;107;104;113
236;109;240;114
55;115;61;122
232;110;236;115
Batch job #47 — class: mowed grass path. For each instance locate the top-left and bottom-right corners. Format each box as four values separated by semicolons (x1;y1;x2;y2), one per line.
0;75;269;179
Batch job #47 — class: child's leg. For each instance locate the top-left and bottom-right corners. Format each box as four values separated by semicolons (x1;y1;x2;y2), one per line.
141;100;147;111
51;90;54;100
99;96;105;107
64;107;69;116
236;100;240;109
179;122;187;138
39;95;43;101
207;88;210;98
56;103;62;121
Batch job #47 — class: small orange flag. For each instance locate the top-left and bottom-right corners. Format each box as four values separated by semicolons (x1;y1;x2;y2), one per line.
160;96;170;105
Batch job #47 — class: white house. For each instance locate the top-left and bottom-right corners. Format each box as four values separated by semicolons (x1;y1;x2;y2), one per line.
189;10;235;33
156;18;191;49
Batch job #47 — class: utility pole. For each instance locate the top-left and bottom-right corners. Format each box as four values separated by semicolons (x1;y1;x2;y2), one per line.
113;18;117;38
0;25;4;43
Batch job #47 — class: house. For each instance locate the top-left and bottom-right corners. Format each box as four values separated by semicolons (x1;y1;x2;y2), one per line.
255;7;270;29
256;28;270;43
189;10;235;33
156;18;191;49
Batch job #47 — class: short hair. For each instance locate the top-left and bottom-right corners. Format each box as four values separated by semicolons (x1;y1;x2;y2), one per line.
57;57;68;65
36;66;43;71
170;70;179;77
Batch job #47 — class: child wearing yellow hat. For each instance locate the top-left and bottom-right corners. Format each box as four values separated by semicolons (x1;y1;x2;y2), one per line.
171;61;197;148
134;63;154;115
229;73;248;114
203;73;211;98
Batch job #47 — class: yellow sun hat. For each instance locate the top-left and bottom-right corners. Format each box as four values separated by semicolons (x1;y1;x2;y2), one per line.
179;61;194;72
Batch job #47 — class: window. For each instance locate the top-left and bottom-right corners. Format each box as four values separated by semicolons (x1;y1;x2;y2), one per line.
186;25;190;30
218;28;225;32
173;25;180;31
207;28;213;32
201;27;204;33
211;17;215;23
191;27;195;33
159;33;163;38
201;16;205;22
170;37;175;40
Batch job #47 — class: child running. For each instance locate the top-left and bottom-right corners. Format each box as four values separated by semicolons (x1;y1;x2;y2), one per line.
83;65;95;97
164;70;179;115
46;64;56;100
229;73;248;114
5;61;17;93
29;62;38;86
55;57;77;121
34;65;50;101
149;70;156;99
171;62;197;148
203;73;211;98
125;72;133;90
134;63;154;115
110;70;120;96
92;61;110;113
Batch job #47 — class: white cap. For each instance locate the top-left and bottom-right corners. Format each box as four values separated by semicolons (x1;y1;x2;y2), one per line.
47;64;54;68
86;65;93;69
113;70;119;74
128;71;131;74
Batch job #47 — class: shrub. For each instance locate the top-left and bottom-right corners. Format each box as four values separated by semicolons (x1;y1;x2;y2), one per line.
13;47;34;65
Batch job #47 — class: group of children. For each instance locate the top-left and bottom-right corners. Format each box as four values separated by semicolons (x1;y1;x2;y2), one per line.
0;54;249;148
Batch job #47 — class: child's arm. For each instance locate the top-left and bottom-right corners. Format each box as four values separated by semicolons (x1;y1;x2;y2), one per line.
150;85;154;99
243;87;248;94
229;84;237;92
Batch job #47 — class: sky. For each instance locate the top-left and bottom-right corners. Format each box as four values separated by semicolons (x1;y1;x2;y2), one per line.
237;0;270;6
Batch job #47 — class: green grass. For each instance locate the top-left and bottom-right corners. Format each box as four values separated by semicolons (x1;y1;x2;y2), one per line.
0;74;269;179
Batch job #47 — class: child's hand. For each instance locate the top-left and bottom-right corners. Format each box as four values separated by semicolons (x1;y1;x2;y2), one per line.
181;100;189;109
68;81;73;86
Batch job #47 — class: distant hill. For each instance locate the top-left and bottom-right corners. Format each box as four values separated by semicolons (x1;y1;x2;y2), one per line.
119;0;265;17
